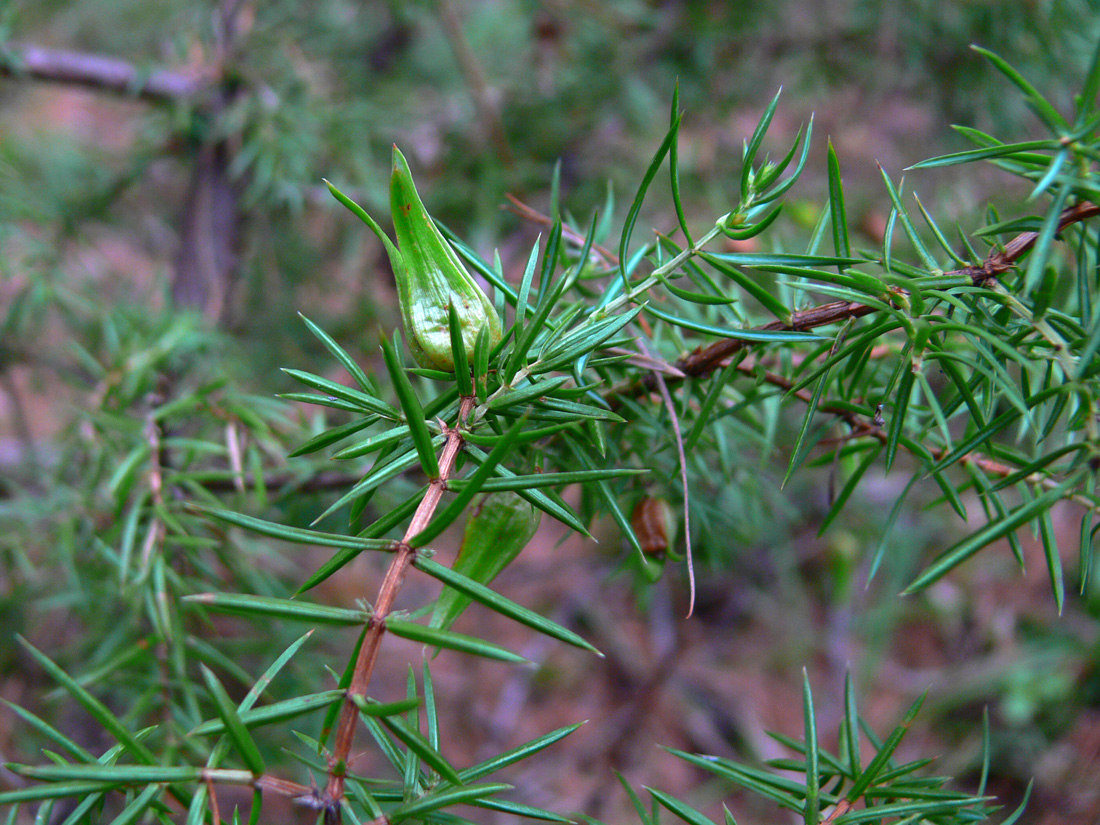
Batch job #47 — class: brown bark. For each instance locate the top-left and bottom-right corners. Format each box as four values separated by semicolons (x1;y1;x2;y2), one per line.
171;139;243;321
1;43;206;101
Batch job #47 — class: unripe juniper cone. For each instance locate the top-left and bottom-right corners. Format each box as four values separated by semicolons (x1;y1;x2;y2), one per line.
327;147;503;371
431;491;542;632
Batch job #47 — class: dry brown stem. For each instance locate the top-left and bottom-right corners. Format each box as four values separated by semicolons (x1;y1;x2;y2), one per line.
731;361;1026;483
501;195;1100;502
504;194;620;264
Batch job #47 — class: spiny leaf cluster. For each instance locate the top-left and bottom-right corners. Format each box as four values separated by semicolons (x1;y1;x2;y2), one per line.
6;35;1100;825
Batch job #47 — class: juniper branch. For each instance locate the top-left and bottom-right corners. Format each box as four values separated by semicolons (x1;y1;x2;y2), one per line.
612;200;1100;401
322;395;477;821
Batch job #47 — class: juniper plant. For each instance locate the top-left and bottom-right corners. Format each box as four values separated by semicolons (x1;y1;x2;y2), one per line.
3;37;1100;825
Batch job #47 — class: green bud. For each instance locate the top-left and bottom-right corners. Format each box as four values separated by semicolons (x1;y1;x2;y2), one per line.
431;491;541;632
326;147;503;372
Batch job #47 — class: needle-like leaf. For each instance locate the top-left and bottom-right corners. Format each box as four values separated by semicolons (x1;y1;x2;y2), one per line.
382;336;440;479
184;593;367;626
385;619;527;663
199;666;265;775
414;557;601;655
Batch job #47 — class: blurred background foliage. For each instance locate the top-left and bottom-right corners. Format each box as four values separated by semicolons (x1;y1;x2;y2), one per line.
3;1;1100;823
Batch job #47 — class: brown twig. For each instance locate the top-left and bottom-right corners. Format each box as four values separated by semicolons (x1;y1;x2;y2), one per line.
2;22;245;321
226;198;1097;601
616;199;1100;400
252;773;314;799
822;798;854;824
503;194;1100;402
0;43;208;102
504;193;621;264
205;775;222;825
170;1;251;322
322;396;476;821
730;360;1093;499
725;359;875;433
505;194;1100;504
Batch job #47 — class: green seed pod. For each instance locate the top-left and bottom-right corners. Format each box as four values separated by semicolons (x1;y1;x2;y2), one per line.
326;147;503;371
431;491;541;632
390;146;502;370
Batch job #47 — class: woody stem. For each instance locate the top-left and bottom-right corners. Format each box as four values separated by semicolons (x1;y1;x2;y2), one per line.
323;395;475;819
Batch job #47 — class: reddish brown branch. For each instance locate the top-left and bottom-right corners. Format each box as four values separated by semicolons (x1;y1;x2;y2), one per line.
734;361;1028;483
613;200;1100;402
982;201;1100;280
503;194;620;264
322;396;476;820
822;799;854;824
1;43;208;102
503;195;1099;402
